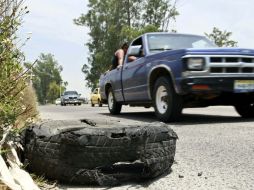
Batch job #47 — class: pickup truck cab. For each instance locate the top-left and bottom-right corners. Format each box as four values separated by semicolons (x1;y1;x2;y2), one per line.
99;32;254;122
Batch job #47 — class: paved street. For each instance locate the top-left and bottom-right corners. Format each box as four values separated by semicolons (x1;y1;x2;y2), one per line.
39;104;254;190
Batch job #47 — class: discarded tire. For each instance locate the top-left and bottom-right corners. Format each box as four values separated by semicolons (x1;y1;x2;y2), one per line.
23;120;178;186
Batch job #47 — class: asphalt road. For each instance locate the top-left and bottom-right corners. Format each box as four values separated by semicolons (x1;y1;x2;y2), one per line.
39;104;254;190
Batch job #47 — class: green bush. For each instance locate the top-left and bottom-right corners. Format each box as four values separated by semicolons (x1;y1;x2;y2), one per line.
0;1;37;130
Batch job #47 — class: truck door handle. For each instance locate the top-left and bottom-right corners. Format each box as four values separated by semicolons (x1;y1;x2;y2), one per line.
125;66;128;69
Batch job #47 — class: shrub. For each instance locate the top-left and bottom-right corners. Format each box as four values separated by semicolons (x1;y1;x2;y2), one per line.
0;0;36;130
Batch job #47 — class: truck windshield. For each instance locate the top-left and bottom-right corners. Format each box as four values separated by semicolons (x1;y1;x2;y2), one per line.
147;34;217;53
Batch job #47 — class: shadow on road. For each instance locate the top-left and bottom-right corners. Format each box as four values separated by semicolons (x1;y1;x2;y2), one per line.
179;113;254;125
100;111;254;126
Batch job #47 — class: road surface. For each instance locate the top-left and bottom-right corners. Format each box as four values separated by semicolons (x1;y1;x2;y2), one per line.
39;104;254;190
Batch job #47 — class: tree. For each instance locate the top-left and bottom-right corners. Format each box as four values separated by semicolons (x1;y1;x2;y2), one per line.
0;0;34;129
27;53;66;104
143;0;179;30
205;27;238;47
75;0;179;89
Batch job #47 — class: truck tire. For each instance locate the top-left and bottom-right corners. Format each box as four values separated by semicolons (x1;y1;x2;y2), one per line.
107;87;122;114
23;120;178;186
234;104;254;118
153;76;183;122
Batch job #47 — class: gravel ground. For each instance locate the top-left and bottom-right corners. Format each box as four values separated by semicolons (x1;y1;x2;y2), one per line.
39;105;254;190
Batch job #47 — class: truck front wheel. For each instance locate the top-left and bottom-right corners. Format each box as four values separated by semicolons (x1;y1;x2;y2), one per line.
108;88;122;114
153;77;183;122
234;104;254;118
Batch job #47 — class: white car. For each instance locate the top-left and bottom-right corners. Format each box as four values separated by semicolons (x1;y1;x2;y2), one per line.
55;98;61;105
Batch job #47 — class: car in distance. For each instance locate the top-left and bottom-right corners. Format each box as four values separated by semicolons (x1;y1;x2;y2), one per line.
61;91;82;106
55;98;61;105
90;88;102;107
79;97;89;104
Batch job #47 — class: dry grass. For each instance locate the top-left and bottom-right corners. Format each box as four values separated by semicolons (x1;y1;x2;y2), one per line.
0;181;10;190
15;85;39;129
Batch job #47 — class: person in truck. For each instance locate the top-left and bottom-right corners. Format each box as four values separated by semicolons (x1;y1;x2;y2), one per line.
111;42;129;70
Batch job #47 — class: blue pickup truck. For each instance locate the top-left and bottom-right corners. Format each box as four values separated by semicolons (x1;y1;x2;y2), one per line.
99;32;254;122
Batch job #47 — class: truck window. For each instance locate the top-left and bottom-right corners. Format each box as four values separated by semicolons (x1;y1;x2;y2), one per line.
127;37;144;63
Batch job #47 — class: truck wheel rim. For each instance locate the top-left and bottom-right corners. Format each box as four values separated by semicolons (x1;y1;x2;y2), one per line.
108;92;114;109
156;86;168;114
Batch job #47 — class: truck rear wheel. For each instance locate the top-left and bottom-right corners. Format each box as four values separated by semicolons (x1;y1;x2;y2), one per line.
234;103;254;118
153;77;183;122
108;87;122;114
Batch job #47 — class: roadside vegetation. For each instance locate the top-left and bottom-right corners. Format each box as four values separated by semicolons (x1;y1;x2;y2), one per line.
0;0;37;129
0;0;40;189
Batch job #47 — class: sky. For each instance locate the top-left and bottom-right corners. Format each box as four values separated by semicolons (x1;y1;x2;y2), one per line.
21;0;254;98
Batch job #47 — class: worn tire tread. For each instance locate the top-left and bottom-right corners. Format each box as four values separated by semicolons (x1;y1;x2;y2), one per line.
24;120;177;185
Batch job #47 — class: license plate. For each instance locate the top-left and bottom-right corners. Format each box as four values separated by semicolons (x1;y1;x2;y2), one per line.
234;80;254;92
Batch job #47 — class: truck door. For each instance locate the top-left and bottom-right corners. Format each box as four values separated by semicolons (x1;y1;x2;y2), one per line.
122;37;149;101
109;67;124;102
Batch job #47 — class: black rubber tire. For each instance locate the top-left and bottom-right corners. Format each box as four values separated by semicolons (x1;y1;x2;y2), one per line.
234;104;254;118
23;120;177;186
107;87;122;115
153;76;183;122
